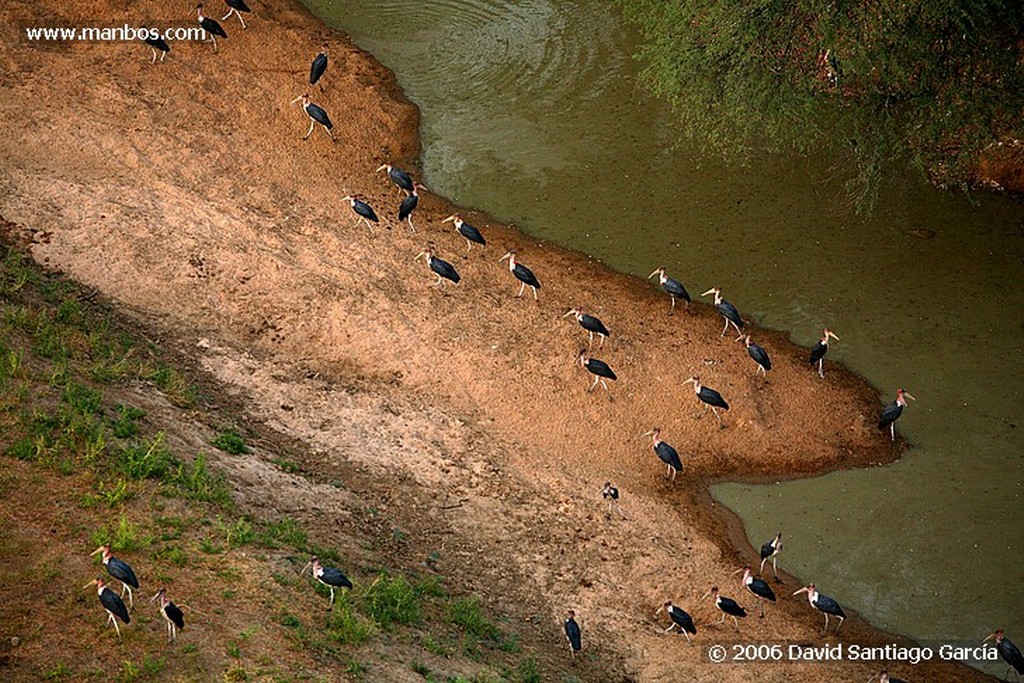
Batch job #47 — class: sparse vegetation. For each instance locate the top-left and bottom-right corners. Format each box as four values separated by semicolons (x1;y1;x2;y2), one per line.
212;428;251;455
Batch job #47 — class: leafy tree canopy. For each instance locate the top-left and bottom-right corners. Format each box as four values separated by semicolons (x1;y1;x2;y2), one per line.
618;0;1024;209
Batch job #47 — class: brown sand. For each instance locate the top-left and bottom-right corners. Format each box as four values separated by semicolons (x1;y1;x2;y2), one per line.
0;1;996;680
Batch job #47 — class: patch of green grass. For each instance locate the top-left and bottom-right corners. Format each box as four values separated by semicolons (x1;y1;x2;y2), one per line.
514;657;540;683
411;661;431;677
420;634;453;657
450;598;502;644
165;454;231;507
97;477;136;507
155;515;189;540
42;661;72;680
116;432;176;480
110;404;145;438
220;517;255;548
270;456;300;473
257;518;307;549
224;664;248;682
344;660;367;678
363;573;421;627
212;428;250;455
326;593;374;645
153;544;188;567
91;514;146;552
226;641;242;659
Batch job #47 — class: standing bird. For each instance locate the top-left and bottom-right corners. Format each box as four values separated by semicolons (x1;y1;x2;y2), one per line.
499;250;540;299
984;630;1024;681
793;584;846;635
702;287;744;337
563;308;610;348
575;351;616;393
647;267;690;313
150;588;185;641
310;43;329;88
809;328;839;378
84;578;130;639
91;544;139;608
302;556;352;606
221;0;251;28
740;334;771;375
601;482;626;519
442;214;486;251
376;164;415;195
564;610;582;662
733;566;776;618
759;532;782;581
878;388;915;441
643;428;682;481
415;246;460;287
877;670;909;683
398;184;422;232
684;376;729;423
342;195;379;232
196;4;227;52
141;26;170;64
656;601;697;643
291;94;334;141
701;586;747;632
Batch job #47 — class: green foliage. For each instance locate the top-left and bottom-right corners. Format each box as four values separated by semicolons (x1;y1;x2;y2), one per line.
363;573;422;627
117;432;176;480
212;428;250;455
326;593;374;644
166;454;231;507
257;518;308;549
619;0;1024;208
91;514;146;552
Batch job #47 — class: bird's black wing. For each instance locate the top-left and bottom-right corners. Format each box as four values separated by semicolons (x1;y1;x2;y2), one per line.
878;402;903;430
165;601;185;629
458;222;486;245
564;618;582;651
100;589;130;624
310;53;328;85
321;567;353;589
809;340;827;364
398;194;418;220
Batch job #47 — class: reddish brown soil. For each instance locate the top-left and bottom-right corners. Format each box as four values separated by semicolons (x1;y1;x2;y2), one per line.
0;0;998;681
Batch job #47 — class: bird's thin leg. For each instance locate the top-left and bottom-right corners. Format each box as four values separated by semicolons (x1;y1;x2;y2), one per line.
222;9;231;19
721;319;729;337
160;50;166;62
112;614;122;638
712;406;722;424
718;613;726;625
732;615;740;632
616;502;626;520
303;119;314;140
890;423;896;441
663;623;676;634
465;239;472;251
835;616;844;636
324;125;335;141
126;584;133;608
671;468;677;482
588;331;594;347
772;556;779;580
759;601;765;618
150;48;157;64
599;334;605;348
734;332;745;342
431;275;443;287
531;286;538;300
517;282;525;298
697;403;707;420
670;296;676;314
683;630;692;645
588;376;598;393
238;13;247;29
818;358;824;378
599;378;609;393
362;218;373;233
823;614;829;634
330;587;336;606
407;216;416;233
212;36;218;52
759;557;767;574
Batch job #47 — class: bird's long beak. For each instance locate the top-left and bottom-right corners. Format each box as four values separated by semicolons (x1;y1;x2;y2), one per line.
640;430;654;439
442;215;456;223
683;377;696;386
300;561;311;576
499;252;511;262
699;590;712;601
562;309;576;318
414;251;426;261
375;164;387;172
904;392;917;401
83;579;98;589
647;269;660;279
730;567;744;577
827;330;840;341
90;546;104;557
983;632;997;644
793;586;809;596
341;195;353;202
655;605;665;615
701;289;716;297
149;590;163;604
290;95;304;105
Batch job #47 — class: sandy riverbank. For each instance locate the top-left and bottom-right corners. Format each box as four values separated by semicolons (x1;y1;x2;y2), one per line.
0;0;996;680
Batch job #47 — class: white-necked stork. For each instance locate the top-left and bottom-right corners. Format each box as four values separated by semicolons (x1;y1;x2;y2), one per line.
91;544;139;608
442;214;486;251
576;351;616;394
984;629;1024;681
702;287;744;337
415;246;460;287
342;195;379;232
310;43;329;88
740;334;771;375
398;184;422;232
647;266;690;313
759;532;782;580
84;578;130;638
499;250;540;299
701;586;747;632
150;588;185;641
376;164;414;194
878;388;915;441
684;375;729;423
793;584;845;635
733;566;776;618
141;27;170;64
601;482;626;519
809;328;839;378
221;0;251;28
196;4;227;51
643;428;682;481
563;308;610;348
564;610;582;661
656;601;697;643
291;94;333;141
302;556;352;606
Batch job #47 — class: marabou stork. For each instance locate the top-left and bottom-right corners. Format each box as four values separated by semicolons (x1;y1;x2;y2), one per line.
563;308;610;348
91;544;139;608
601;482;626;519
398;184;422;232
684;376;729;423
793;584;845;635
150;588;185;641
701;586;747;632
656;601;697;643
702;287;744;337
415;247;460;287
442;214;486;251
647;266;690;313
221;0;251;28
733;566;776;618
740;334;771;375
141;27;170;63
809;328;839;378
84;578;130;638
576;351;616;393
342;195;379;232
196;4;227;51
984;629;1024;681
376;164;415;194
878;389;915;441
876;670;909;683
302;556;352;606
310;43;329;88
564;610;582;661
759;532;782;581
291;94;333;141
643;428;682;481
499;250;540;299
